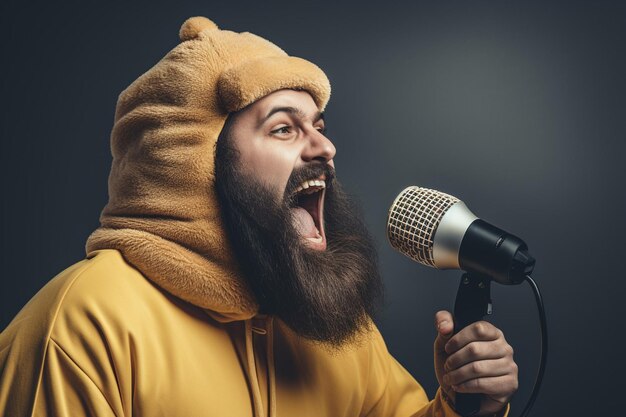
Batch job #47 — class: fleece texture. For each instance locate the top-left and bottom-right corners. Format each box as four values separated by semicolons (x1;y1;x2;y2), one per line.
84;16;331;320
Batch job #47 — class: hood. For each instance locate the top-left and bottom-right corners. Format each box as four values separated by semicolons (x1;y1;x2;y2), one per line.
85;16;331;321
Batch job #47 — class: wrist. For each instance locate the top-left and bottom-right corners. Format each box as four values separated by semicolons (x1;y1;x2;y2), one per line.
439;389;510;417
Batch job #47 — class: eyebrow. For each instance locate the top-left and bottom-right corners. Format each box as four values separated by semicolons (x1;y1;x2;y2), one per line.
259;106;324;127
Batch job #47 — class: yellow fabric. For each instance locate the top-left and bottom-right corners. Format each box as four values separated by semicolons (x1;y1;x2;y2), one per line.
84;16;331;321
0;249;510;417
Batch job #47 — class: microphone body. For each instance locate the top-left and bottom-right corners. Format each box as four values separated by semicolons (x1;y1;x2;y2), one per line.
387;186;535;284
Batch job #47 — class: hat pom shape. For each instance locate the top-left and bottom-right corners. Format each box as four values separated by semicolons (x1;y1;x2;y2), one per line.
85;17;331;319
179;16;219;41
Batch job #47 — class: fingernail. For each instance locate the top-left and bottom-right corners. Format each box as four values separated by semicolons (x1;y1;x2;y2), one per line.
438;320;448;330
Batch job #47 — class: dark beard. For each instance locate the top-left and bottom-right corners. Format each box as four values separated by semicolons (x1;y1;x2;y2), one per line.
214;133;384;348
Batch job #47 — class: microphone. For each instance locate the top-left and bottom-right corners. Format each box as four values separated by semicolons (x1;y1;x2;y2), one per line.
386;186;535;285
386;186;538;417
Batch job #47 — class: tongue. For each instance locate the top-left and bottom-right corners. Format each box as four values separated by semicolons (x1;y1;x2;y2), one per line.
291;207;319;238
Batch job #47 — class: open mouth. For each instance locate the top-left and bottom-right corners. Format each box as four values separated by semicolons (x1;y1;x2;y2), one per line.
290;176;327;250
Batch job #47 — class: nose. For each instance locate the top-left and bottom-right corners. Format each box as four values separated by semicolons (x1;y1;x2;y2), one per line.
301;128;336;163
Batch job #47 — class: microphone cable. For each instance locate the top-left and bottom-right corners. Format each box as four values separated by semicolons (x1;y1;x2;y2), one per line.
517;275;548;417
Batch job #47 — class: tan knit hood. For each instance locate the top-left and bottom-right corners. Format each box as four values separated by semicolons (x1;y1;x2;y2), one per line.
85;16;331;321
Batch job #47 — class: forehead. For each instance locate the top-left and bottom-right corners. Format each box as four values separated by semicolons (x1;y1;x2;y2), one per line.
240;89;320;121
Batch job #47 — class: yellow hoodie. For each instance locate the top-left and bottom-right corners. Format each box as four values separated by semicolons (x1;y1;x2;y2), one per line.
1;16;508;417
1;249;473;417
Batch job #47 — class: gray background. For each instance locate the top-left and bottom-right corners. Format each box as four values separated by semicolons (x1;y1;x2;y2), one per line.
2;1;624;416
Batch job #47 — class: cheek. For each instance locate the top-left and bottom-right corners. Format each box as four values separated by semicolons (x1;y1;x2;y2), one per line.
239;141;300;193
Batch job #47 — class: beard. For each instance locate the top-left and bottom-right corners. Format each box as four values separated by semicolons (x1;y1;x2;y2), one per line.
214;132;384;348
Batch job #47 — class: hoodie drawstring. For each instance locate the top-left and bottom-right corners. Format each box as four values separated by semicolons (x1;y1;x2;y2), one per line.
267;317;276;417
244;317;276;417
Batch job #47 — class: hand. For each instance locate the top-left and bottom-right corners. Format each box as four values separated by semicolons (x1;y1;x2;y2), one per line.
434;310;518;416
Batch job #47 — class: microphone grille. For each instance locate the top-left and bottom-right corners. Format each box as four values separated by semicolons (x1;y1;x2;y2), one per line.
387;186;460;266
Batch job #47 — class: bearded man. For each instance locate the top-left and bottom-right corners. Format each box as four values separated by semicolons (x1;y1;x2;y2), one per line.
0;17;518;417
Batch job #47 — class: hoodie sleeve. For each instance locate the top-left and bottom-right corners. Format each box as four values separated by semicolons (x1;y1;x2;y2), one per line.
0;336;119;417
0;257;127;417
33;339;119;417
360;326;510;417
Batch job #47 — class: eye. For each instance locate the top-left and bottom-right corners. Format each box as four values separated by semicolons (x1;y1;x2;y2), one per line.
316;125;327;135
270;125;292;135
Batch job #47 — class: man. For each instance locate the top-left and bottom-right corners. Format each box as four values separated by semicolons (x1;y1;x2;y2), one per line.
0;16;517;416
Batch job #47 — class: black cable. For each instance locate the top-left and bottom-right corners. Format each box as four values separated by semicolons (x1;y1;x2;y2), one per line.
517;275;548;417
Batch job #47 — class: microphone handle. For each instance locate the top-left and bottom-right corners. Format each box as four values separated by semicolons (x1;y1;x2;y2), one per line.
452;273;493;417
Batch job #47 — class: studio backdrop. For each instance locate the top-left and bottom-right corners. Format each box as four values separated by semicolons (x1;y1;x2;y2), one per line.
1;1;624;416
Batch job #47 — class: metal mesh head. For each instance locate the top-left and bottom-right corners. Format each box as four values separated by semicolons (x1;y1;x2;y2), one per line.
387;186;460;267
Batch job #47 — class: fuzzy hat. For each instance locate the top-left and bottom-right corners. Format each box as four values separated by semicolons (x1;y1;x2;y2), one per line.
85;16;331;320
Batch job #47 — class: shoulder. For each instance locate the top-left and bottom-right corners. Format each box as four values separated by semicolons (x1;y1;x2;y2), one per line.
0;249;169;416
1;249;177;353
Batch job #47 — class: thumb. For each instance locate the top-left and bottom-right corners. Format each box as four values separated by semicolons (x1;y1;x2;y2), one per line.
434;310;455;354
434;310;457;403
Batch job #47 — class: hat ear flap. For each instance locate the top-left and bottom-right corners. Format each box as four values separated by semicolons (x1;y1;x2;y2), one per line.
179;16;219;41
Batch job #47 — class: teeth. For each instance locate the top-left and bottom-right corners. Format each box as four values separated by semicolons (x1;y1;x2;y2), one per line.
294;179;326;195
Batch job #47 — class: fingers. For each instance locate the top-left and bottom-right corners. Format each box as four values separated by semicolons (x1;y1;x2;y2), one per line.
432;316;519;413
451;374;519;395
440;325;518;407
444;321;502;355
445;339;513;371
443;357;517;386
